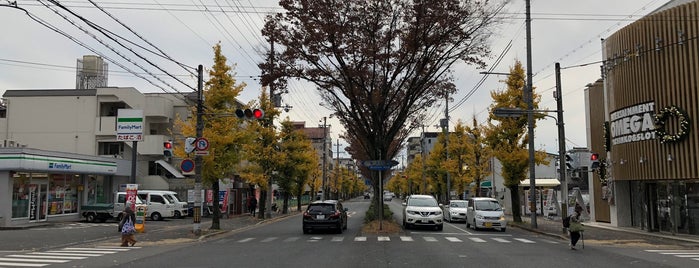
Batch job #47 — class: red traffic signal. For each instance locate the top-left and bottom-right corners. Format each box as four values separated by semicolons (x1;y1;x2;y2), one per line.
235;108;264;120
590;153;599;161
163;141;173;157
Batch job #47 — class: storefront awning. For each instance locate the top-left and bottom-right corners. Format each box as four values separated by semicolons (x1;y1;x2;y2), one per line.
519;178;560;187
155;159;185;179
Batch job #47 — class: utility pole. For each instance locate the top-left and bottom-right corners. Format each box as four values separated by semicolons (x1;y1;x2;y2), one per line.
525;0;537;229
335;139;342;200
320;117;328;201
555;62;568;227
265;39;276;220
444;91;451;202
193;64;203;236
421;124;426;194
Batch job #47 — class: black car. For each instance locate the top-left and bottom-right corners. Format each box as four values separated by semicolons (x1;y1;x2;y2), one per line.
364;193;371;199
302;200;348;234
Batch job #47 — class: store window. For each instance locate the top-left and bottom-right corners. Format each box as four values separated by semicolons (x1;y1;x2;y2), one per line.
48;174;79;215
87;176;107;204
11;174;30;218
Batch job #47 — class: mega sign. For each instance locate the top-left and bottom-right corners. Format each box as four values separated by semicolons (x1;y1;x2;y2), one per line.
609;102;656;145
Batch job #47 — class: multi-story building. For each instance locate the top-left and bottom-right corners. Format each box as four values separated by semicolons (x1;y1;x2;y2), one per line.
0;86;194;227
586;0;699;236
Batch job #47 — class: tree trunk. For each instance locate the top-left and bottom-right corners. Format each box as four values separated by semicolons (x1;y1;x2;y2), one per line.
509;185;522;223
211;181;220;229
282;191;290;214
258;190;267;219
296;188;304;212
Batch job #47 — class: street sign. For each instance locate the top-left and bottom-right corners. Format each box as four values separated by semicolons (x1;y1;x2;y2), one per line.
116;109;144;141
180;159;194;173
195;138;209;151
362;160;399;170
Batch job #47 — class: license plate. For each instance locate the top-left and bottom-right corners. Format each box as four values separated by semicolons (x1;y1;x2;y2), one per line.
485;222;492;228
316;215;325;220
422;218;431;223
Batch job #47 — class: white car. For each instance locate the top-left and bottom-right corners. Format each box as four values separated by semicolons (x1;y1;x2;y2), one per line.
443;200;468;222
402;194;443;231
466;197;507;232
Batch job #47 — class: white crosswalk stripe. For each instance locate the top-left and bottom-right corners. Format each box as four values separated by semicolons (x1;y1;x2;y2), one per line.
0;246;138;267
645;250;699;261
232;236;549;244
445;237;462;242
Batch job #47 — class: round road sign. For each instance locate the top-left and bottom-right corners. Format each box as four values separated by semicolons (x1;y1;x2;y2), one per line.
195;138;209;151
180;159;195;173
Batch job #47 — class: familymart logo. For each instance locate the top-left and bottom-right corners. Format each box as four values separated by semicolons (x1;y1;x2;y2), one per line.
49;162;72;170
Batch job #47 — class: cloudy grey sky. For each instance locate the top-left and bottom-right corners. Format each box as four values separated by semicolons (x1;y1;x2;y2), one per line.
0;0;672;159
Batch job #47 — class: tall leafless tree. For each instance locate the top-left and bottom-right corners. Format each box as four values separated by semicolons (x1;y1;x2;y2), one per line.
260;0;503;197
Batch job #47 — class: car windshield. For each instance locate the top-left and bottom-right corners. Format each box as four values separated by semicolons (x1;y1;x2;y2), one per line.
474;200;502;211
450;201;466;208
408;197;438;207
308;204;335;213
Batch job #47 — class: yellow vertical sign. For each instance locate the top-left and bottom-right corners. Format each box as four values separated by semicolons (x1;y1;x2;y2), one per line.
135;205;146;233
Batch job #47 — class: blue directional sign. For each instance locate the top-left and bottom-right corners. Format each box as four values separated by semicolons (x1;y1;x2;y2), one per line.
363;160;399;171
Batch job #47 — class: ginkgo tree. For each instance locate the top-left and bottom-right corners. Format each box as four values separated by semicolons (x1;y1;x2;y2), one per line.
174;43;248;229
484;60;549;223
276;118;318;213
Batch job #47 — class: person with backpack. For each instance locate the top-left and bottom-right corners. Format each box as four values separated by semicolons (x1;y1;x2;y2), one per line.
567;204;585;250
118;204;137;247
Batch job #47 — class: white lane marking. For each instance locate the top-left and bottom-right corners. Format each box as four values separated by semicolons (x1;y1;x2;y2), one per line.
354;237;367;242
469;237;487;243
492;238;510;243
445;237;463;242
261;237;278;242
331;237;344;242
514;238;535;243
237;238;255;243
423;237;438;242
378;236;390;242
7;255;86;260
0;262;49;267
284;237;300;242
0;257;69;263
400;236;414;242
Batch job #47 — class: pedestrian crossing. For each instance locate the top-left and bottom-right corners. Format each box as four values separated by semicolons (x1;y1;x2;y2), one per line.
0;246;138;267
645;249;699;262
32;223;118;231
225;235;550;244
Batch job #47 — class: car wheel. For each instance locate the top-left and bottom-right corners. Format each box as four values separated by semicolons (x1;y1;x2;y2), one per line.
174;211;182;218
86;213;97;223
151;212;162;221
436;225;443;231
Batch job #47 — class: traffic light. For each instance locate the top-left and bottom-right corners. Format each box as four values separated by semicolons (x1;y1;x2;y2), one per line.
184;137;196;154
235;108;264;120
163;140;173;157
590;153;600;170
565;153;576;170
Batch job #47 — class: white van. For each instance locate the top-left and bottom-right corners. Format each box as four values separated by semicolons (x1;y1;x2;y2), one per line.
139;190;188;218
466;197;507;232
135;191;176;221
114;192;144;220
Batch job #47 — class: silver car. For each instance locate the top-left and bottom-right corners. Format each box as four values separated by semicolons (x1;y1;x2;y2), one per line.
443;200;468;222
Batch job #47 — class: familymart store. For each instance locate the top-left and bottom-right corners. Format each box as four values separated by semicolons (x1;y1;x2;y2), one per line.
0;148;130;228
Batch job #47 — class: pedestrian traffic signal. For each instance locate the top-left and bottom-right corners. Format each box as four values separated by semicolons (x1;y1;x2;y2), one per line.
590;153;600;170
163;140;173;157
235;108;264;120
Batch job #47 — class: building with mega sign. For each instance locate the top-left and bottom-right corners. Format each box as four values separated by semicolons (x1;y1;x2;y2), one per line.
587;0;699;236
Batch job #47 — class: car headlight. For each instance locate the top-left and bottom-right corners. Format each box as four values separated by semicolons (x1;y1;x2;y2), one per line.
475;214;484;219
434;210;442;216
451;211;459;215
407;210;419;215
499;215;505;221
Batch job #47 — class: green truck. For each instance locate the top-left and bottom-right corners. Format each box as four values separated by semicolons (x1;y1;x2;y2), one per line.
80;203;116;222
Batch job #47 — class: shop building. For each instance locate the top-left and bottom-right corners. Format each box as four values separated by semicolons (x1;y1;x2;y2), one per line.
0;147;131;228
587;0;699;235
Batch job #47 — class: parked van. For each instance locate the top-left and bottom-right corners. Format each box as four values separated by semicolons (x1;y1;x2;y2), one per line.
465;197;507;232
114;192;145;220
135;191;176;221
139;190;188;218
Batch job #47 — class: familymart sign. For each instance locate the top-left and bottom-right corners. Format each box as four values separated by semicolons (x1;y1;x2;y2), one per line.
117;109;143;141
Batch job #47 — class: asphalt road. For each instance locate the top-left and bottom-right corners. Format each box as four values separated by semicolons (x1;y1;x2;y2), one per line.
2;198;698;268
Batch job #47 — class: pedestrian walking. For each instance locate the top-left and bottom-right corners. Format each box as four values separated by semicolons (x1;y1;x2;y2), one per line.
568;204;585;250
118;204;137;247
249;197;257;217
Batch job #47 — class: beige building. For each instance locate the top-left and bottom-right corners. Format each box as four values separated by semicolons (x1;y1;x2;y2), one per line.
0;87;195;227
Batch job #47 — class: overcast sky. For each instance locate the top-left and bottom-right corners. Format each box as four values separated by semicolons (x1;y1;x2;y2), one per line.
0;0;672;161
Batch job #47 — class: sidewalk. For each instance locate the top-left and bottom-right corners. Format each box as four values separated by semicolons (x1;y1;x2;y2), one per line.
508;214;699;246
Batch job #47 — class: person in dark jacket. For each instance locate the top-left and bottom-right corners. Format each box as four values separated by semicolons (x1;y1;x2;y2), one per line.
118;204;137;247
568;204;585;250
249;197;257;217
